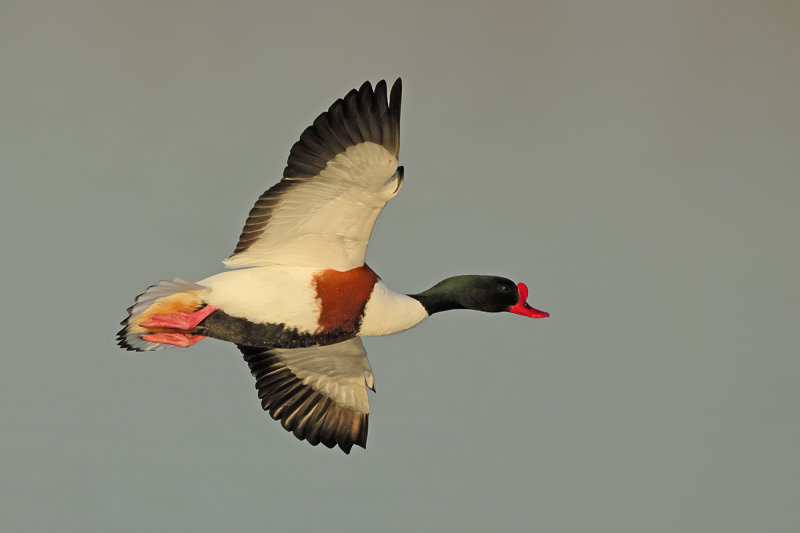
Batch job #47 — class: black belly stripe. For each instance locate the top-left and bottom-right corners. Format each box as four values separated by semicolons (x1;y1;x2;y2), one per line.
198;310;354;349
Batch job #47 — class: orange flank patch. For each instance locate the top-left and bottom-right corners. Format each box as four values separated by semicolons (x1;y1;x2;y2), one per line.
130;290;204;334
313;265;379;334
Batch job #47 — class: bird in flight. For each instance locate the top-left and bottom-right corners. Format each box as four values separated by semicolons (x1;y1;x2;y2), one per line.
118;79;549;453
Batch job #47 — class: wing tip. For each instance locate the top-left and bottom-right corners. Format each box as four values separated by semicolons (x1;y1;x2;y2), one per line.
283;78;402;177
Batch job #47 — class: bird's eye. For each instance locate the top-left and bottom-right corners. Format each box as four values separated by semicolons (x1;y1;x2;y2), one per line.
500;285;511;293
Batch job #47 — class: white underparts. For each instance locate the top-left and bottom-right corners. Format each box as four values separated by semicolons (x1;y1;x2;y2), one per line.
198;266;322;333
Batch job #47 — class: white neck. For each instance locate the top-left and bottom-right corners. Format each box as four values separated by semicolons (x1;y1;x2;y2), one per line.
358;281;428;336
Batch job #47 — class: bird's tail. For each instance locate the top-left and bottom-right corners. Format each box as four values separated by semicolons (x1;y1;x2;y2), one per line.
117;278;214;351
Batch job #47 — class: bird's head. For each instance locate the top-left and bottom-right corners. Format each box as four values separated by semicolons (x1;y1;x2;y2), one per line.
411;275;549;318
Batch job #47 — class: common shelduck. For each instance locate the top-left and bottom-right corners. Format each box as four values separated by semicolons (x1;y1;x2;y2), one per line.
118;79;549;453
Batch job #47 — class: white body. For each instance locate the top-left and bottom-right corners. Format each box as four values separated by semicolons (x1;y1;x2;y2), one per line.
198;266;428;336
199;266;322;333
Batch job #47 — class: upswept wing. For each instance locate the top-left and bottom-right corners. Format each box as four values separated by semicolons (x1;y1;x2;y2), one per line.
239;337;375;454
224;79;403;271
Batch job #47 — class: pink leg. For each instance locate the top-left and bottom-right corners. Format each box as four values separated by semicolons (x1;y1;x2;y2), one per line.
141;333;206;347
140;305;217;329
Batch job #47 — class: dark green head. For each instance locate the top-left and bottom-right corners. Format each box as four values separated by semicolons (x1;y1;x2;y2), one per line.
410;275;549;318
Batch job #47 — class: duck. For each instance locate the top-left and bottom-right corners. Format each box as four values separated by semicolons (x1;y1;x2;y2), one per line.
118;79;549;453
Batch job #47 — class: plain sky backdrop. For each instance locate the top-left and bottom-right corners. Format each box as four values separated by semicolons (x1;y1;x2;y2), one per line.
2;1;798;532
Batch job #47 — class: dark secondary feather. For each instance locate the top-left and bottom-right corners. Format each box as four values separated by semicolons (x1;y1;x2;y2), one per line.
229;78;402;258
239;340;372;454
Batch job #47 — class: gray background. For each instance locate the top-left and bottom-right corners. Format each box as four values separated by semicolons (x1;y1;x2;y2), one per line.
2;1;798;532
